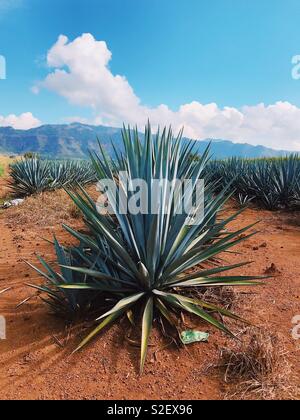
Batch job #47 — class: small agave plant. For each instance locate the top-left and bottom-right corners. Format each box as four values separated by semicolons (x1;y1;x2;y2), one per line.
9;158;52;196
29;124;266;373
26;237;100;320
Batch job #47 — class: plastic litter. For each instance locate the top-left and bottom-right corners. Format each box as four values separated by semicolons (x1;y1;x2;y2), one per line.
180;330;209;345
2;199;24;209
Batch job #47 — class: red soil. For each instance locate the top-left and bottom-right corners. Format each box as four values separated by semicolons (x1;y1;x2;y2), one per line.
0;184;299;400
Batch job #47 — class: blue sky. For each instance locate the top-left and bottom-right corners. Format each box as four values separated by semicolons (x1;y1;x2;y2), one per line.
1;0;300;150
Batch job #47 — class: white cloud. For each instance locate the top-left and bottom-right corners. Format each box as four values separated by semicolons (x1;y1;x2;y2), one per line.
0;112;41;129
34;33;300;151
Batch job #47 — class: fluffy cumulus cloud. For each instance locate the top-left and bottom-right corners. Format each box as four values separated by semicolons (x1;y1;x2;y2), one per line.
0;112;41;129
34;33;300;151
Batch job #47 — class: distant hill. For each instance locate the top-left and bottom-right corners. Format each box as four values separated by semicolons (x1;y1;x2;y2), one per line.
0;123;292;159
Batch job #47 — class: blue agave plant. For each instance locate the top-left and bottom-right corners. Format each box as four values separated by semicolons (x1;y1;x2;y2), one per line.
30;124;266;373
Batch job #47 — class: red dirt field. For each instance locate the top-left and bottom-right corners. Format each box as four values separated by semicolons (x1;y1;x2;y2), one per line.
0;181;299;400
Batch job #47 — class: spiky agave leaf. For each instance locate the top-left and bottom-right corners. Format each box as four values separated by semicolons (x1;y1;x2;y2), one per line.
140;297;154;373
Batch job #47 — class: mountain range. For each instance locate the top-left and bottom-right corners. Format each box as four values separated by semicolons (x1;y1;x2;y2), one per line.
0;123;293;159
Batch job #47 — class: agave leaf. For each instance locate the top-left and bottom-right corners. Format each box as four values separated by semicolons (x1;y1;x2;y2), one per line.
53;236;74;283
169;261;253;285
96;292;145;321
126;309;135;326
155;298;177;327
154;290;235;338
170;275;268;288
165;220;259;276
74;309;124;353
27;283;63;300
159;292;248;323
58;283;134;293
146;214;160;279
36;255;65;284
59;266;137;288
24;260;57;284
66;191;142;280
164;227;259;280
63;224;100;252
140;297;154;373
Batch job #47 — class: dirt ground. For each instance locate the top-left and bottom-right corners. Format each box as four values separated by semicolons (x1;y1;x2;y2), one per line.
0;177;299;400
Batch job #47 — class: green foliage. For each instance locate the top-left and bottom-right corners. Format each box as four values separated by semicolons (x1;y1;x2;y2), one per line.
29;124;265;373
0;164;4;178
207;155;300;210
27;237;100;320
9;158;97;197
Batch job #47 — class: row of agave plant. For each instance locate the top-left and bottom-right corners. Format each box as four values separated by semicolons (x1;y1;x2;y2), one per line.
27;124;266;373
9;158;97;196
207;156;300;210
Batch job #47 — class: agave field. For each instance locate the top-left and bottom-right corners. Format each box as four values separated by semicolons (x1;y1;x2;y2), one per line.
208;156;300;210
8;149;300;213
9;158;97;196
5;132;299;372
26;125;268;373
0;126;299;400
